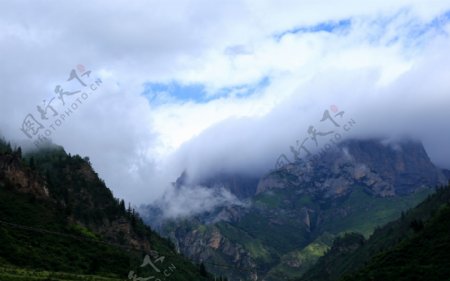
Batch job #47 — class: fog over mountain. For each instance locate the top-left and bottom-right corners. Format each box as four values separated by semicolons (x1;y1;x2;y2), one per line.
1;0;450;213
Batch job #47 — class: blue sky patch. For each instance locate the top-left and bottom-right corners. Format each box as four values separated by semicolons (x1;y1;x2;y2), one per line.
216;76;270;99
143;82;207;103
410;10;450;38
274;19;351;41
143;76;271;105
388;9;450;49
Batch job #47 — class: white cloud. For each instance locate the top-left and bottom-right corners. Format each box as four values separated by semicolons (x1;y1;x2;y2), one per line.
0;0;450;208
152;184;245;219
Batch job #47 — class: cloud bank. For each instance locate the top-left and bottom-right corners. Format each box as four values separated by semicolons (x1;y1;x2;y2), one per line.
1;1;450;212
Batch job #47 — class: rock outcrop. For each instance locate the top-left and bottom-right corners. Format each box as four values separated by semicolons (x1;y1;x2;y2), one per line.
257;139;446;198
147;138;447;281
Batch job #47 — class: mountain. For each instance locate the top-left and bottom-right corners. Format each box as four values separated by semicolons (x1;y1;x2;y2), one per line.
0;138;216;281
196;173;260;200
299;183;450;281
257;138;445;197
443;169;450;181
144;138;447;281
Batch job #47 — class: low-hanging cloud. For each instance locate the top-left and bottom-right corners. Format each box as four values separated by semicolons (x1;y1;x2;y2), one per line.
164;44;450;186
147;184;246;220
0;1;450;213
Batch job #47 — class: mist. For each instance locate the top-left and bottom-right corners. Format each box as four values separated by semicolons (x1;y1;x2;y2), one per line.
1;1;450;216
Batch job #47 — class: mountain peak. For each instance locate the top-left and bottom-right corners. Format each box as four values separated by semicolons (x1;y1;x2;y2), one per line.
258;138;446;197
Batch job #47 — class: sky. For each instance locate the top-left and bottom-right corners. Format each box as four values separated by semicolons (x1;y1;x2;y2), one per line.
1;0;450;213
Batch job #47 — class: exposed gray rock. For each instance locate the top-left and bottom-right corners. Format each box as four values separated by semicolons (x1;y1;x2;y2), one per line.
145;138;447;281
257;139;446;198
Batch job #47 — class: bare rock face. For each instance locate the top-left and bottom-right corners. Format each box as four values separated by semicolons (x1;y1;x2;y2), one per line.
195;173;260;200
443;169;450;182
257;139;446;199
172;223;259;281
148;138;447;281
0;153;49;198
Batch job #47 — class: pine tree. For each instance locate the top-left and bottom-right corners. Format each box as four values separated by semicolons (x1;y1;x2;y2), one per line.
29;157;35;169
16;146;22;158
199;262;208;277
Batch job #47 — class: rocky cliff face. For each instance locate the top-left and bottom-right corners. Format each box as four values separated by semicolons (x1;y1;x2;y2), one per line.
257;139;446;198
148;138;447;281
173;222;258;280
176;170;260;200
198;173;260;199
0;153;49;198
443;169;450;181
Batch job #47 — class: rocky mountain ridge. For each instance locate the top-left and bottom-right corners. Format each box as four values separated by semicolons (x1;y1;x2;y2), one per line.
145;138;447;281
258;139;446;198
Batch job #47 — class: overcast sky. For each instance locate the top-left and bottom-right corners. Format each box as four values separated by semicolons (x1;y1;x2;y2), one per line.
1;0;450;207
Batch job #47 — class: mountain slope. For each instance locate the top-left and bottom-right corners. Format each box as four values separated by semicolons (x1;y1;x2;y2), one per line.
0;138;213;280
343;203;450;281
145;138;446;280
299;183;450;281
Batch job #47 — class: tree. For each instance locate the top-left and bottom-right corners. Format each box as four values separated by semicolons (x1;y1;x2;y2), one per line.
15;146;22;158
119;199;126;211
199;262;208;277
0;139;12;153
83;156;91;165
29;157;35;169
410;219;424;233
